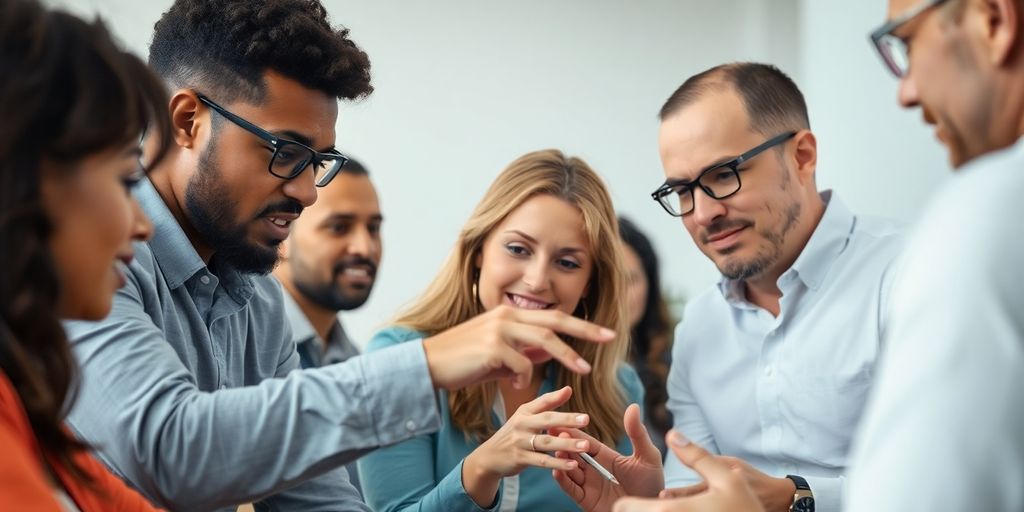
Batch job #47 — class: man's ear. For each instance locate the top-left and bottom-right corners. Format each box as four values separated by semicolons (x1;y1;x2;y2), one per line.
978;0;1021;67
792;129;818;186
168;90;205;150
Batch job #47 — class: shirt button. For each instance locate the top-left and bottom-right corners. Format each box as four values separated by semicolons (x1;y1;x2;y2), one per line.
200;275;211;285
764;366;773;377
405;420;417;432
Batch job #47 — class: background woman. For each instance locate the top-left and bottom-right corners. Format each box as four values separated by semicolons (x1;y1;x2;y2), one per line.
0;1;170;509
359;149;645;511
618;217;674;455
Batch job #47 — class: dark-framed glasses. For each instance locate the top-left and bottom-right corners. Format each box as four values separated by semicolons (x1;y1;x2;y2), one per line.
870;0;950;78
196;93;348;187
650;131;797;217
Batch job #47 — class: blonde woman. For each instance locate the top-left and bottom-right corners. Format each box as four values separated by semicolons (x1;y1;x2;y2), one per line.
358;150;648;511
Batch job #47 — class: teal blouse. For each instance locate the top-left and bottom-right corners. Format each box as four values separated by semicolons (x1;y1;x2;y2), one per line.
358;326;645;512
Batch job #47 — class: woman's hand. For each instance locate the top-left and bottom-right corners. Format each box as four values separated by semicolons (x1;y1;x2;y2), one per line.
552;403;664;512
462;386;591;507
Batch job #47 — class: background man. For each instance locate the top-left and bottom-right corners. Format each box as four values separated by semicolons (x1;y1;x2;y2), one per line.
557;63;904;512
273;157;381;370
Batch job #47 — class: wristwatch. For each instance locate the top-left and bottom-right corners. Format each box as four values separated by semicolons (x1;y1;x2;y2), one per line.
785;475;815;512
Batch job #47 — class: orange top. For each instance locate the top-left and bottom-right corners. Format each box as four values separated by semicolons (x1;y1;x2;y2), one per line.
0;371;161;511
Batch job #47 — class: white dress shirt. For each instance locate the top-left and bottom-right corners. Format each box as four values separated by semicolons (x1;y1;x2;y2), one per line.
665;192;904;512
846;139;1024;511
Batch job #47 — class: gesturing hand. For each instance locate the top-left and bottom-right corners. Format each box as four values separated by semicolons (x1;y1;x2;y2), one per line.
552;403;664;512
422;305;615;391
462;386;592;507
612;431;763;512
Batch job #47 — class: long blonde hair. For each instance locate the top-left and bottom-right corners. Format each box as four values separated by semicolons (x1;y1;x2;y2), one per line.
393;149;629;446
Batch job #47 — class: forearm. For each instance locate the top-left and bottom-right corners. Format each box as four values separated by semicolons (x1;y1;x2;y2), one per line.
68;335;439;509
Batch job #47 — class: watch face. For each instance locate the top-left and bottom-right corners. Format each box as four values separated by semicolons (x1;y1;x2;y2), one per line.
792;496;815;512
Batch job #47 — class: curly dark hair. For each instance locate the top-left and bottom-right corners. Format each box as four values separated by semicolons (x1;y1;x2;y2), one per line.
149;0;373;103
618;217;674;440
0;0;170;482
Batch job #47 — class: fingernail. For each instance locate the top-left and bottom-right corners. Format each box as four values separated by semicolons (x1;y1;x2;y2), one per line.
567;460;578;469
576;358;592;372
576;441;587;450
668;430;690;447
576;414;588;425
599;328;615;338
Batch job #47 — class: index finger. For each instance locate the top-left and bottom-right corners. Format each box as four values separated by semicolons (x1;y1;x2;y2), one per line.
513;309;616;344
502;322;592;375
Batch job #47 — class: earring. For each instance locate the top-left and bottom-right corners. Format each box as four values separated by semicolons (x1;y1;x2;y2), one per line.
472;270;480;306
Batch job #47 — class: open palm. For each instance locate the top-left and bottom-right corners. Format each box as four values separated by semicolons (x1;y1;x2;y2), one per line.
552;404;664;512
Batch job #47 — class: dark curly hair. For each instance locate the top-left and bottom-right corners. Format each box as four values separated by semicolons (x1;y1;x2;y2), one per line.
0;0;170;482
149;0;373;103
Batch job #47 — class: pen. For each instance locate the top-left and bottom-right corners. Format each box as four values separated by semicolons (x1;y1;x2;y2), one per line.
579;452;620;485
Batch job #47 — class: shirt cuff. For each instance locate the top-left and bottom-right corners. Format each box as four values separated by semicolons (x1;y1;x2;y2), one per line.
803;474;843;512
356;340;442;445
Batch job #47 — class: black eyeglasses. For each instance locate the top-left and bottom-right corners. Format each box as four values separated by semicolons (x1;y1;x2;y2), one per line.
870;0;949;78
650;131;797;217
196;94;348;187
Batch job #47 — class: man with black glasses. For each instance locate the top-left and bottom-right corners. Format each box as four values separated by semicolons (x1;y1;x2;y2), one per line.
62;1;613;510
555;62;903;512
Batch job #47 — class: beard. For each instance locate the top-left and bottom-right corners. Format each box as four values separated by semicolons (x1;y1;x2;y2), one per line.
291;255;377;311
184;139;302;275
715;199;801;281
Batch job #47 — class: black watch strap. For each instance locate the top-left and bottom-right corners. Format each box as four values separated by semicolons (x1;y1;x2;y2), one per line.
786;474;811;491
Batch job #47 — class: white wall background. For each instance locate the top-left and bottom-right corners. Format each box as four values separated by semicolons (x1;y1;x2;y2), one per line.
48;0;951;347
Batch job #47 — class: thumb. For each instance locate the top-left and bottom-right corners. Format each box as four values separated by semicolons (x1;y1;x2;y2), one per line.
666;430;733;486
623;403;660;463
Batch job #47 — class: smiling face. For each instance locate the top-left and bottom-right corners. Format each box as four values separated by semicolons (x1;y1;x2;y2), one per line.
279;171;382;311
658;88;810;282
476;194;592;315
165;71;339;274
43;143;153;320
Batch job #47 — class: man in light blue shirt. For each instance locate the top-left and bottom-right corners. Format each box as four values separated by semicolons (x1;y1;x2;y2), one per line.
653;63;903;512
557;63;903;512
63;1;612;511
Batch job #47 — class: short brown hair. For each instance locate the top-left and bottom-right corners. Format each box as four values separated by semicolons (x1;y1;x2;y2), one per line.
659;62;810;136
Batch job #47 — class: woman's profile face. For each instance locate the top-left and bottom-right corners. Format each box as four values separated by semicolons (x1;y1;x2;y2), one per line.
476;194;592;316
622;242;649;330
42;143;153;320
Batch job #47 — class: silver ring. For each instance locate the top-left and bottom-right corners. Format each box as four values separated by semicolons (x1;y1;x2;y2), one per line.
530;434;538;451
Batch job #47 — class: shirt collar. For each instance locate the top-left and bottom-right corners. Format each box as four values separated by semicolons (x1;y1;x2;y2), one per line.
136;177;204;289
136;178;255;302
280;283;319;345
718;190;854;300
788;190;853;291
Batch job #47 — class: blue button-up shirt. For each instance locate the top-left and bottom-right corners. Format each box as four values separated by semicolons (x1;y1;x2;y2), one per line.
64;178;440;511
664;192;904;512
